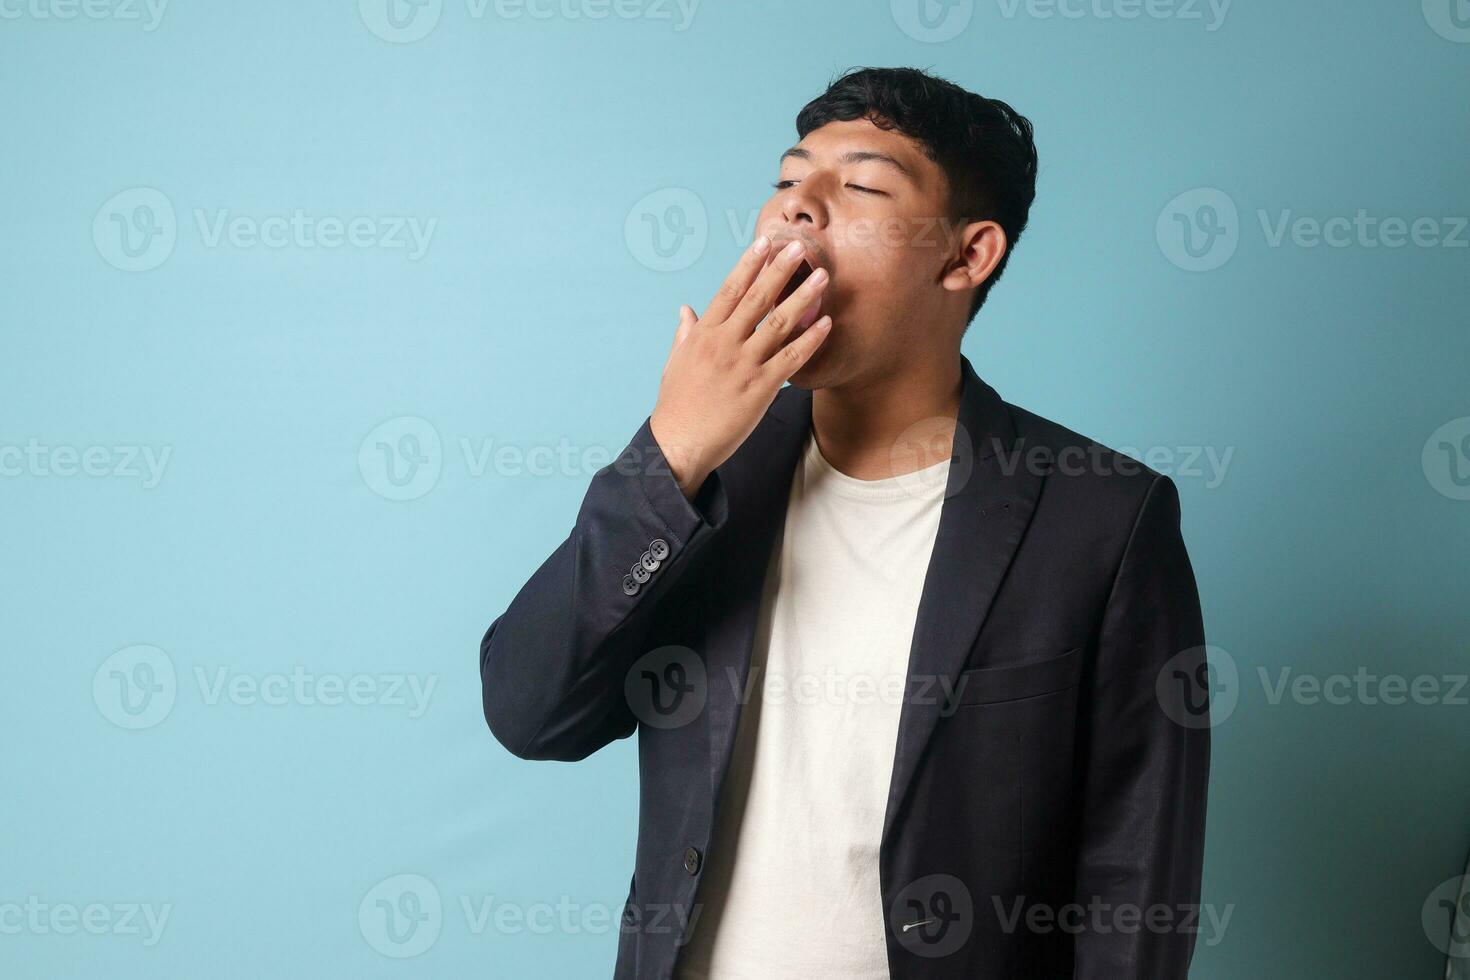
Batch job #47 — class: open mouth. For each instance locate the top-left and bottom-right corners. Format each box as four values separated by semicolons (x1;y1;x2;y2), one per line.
763;247;827;335
777;257;816;306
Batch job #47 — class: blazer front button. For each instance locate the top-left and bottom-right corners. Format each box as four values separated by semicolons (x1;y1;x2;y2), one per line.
682;846;701;876
649;539;670;562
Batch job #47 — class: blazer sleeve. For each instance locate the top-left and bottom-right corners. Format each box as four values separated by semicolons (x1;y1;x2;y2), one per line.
479;415;729;762
1072;474;1211;978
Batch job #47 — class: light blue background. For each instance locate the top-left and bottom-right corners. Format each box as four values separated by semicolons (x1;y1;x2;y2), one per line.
3;1;1468;976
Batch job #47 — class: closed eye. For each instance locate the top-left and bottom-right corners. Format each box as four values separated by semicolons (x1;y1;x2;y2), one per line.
771;179;887;197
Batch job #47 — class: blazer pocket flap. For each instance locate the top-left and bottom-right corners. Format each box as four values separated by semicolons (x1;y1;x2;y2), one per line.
955;647;1084;706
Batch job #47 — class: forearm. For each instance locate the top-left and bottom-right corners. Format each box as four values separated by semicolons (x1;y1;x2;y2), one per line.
479;415;728;761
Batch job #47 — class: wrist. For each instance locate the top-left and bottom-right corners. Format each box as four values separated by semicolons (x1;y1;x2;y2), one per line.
649;414;708;501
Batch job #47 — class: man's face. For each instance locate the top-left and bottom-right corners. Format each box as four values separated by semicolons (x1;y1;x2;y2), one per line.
755;116;960;389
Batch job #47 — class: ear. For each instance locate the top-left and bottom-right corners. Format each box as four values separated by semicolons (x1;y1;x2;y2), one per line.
941;219;1008;294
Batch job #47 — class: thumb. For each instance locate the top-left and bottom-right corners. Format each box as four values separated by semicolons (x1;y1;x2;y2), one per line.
672;304;697;348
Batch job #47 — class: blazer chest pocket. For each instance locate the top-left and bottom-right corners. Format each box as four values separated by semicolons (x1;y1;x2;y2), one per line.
953;647;1084;706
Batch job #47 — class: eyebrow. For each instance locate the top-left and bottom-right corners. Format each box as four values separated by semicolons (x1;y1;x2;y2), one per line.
779;146;917;183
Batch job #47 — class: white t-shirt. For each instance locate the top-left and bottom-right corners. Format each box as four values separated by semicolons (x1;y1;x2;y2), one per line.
677;429;950;979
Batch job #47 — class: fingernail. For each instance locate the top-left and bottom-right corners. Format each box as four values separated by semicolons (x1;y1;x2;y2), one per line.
752;235;770;254
808;267;828;286
782;240;803;258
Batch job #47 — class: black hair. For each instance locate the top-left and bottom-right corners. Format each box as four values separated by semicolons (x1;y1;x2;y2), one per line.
795;66;1038;327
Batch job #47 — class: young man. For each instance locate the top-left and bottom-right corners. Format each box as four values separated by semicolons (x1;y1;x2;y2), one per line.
480;67;1210;979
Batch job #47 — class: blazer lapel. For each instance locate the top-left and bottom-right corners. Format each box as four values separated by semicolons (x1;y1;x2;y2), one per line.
880;356;1046;846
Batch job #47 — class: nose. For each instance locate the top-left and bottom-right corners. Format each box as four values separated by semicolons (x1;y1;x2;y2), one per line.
778;174;830;231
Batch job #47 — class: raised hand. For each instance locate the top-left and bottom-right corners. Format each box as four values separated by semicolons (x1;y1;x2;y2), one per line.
650;235;832;499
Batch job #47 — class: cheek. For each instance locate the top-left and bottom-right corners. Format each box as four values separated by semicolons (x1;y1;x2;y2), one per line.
831;245;911;302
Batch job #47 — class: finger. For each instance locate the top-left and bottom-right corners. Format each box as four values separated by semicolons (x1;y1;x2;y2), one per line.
726;239;810;337
762;314;833;384
671;304;697;349
701;235;773;325
745;263;829;360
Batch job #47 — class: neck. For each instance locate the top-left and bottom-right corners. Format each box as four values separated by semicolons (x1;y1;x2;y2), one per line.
809;354;964;481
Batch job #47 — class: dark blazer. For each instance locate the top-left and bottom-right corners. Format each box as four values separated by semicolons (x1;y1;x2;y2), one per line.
480;355;1210;979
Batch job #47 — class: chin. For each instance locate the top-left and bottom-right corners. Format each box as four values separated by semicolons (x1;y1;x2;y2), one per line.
785;341;844;390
